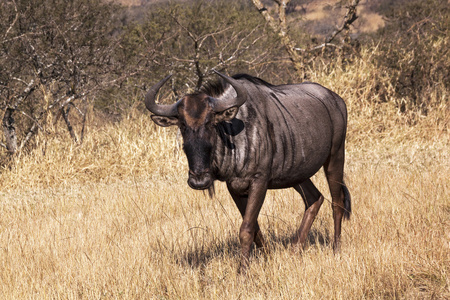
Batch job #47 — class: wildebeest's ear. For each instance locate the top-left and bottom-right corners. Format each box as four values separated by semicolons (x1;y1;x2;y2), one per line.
151;115;179;127
214;106;239;124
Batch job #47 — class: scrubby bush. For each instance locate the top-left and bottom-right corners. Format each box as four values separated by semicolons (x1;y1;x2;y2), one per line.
0;0;123;156
372;0;449;113
1;0;448;161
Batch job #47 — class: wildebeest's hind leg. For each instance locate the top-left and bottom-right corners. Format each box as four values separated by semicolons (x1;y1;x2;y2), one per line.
226;184;266;249
292;179;324;249
323;143;351;254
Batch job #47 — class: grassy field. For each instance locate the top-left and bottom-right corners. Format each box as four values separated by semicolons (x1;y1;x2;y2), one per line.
0;67;448;298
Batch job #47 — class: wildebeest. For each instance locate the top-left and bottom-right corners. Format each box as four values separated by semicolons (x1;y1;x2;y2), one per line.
145;71;351;272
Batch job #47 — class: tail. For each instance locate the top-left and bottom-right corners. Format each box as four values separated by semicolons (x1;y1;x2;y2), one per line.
342;183;351;220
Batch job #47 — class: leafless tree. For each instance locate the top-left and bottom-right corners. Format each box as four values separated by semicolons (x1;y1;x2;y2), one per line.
251;0;305;77
0;0;124;155
124;1;277;95
251;0;361;79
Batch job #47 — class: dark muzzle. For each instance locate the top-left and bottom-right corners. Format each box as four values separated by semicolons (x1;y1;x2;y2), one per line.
187;169;213;190
183;139;213;190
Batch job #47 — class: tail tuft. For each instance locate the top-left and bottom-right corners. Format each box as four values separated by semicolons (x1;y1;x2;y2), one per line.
342;184;351;220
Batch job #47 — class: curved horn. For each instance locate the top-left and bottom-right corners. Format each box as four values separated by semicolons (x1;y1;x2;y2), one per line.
145;75;178;117
209;70;248;112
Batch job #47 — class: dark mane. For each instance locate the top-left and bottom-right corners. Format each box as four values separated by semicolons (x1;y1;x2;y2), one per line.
200;73;275;97
232;74;275;87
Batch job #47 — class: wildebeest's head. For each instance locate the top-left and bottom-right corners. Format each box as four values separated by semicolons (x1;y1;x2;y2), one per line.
145;71;247;191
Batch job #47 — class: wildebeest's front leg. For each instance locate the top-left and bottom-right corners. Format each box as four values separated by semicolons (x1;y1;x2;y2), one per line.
226;184;266;249
235;179;268;272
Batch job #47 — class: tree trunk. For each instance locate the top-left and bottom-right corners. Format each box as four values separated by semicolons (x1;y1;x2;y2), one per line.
251;0;305;78
2;108;18;154
61;106;78;143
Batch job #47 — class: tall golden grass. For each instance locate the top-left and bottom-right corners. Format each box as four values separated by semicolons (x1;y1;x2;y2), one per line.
0;47;448;298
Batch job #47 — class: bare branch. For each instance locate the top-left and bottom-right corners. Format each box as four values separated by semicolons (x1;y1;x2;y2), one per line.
61;106;78;143
251;0;305;78
213;26;265;72
67;102;85;117
295;43;342;52
1;30;45;44
170;14;197;42
18;122;39;151
9;79;35;109
19;111;44;131
3;0;19;40
59;95;77;109
325;0;361;44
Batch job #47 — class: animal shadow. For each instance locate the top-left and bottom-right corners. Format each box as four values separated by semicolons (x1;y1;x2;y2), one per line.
174;228;331;270
174;237;241;269
267;227;331;249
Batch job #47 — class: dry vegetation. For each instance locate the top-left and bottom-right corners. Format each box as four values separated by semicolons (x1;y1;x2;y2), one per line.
0;45;448;298
298;0;386;34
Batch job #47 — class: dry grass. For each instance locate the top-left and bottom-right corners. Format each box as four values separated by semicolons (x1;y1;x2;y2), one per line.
0;49;449;298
